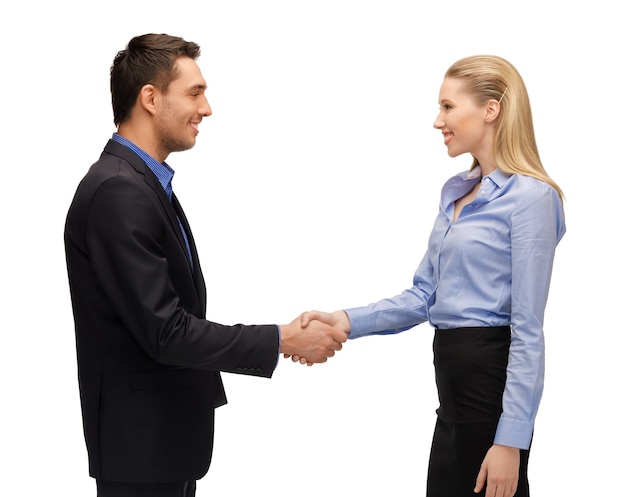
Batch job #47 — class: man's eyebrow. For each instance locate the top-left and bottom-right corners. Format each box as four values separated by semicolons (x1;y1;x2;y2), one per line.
188;83;207;91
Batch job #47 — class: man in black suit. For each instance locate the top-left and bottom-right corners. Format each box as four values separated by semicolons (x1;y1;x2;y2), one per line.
64;33;346;497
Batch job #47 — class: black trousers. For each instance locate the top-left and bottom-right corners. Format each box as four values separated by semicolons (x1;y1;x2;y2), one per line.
426;326;530;497
96;480;196;497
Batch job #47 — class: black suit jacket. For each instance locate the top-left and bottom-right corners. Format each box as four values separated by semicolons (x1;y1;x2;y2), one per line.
64;140;279;483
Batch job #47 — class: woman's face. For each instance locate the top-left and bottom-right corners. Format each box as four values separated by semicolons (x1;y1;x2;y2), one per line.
433;77;494;163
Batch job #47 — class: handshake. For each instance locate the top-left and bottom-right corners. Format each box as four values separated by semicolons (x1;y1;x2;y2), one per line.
279;310;351;366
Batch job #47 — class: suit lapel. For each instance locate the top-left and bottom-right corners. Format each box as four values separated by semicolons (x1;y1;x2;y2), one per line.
103;140;205;308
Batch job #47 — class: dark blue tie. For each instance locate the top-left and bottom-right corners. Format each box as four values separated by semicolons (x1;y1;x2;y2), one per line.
166;181;193;268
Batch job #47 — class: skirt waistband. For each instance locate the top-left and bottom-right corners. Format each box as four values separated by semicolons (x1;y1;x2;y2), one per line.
435;325;510;334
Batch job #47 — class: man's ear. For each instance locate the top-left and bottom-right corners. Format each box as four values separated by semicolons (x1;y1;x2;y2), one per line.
138;84;158;116
485;99;501;124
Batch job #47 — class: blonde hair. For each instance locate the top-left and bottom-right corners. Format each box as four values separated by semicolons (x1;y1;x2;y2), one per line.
445;55;564;199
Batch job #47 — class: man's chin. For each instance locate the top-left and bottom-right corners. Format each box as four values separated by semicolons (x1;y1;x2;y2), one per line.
169;140;196;154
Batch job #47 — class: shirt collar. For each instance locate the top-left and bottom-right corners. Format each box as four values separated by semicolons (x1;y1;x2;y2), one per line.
466;165;511;189
484;168;511;189
112;133;175;197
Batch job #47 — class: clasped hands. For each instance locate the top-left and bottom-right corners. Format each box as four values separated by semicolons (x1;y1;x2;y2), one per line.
280;310;350;366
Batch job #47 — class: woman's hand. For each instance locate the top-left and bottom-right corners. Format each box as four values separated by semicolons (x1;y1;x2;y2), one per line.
283;310;351;366
474;444;520;497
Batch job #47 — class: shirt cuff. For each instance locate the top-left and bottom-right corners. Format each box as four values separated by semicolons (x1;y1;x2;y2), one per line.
494;415;534;450
344;307;373;339
275;324;281;366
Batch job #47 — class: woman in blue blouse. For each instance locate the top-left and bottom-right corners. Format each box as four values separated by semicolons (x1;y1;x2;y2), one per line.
291;55;565;497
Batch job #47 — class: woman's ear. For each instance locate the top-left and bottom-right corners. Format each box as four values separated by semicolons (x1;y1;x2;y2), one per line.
484;99;501;124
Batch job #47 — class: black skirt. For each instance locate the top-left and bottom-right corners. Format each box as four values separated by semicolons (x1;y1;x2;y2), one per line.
426;326;530;497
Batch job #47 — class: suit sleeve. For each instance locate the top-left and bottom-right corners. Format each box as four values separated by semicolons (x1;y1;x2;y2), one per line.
84;174;279;377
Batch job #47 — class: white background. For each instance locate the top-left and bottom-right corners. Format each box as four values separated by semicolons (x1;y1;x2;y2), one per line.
1;1;623;495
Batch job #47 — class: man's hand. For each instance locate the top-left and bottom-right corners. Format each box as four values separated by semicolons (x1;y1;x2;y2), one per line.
283;310;351;365
474;444;520;497
279;311;348;365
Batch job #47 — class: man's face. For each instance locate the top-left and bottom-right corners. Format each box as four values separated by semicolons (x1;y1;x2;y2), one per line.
154;56;212;157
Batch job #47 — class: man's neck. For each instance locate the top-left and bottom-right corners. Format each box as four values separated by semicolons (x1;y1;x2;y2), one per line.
116;123;167;163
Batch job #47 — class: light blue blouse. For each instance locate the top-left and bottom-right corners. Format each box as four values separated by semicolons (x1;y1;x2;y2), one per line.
346;166;566;449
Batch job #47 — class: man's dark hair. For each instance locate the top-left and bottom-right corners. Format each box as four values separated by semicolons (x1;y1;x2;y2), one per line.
110;33;201;126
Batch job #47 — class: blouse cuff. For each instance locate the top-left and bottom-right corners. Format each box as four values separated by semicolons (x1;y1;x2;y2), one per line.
494;415;534;450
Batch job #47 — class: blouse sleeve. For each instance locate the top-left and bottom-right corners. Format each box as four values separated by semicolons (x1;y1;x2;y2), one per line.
494;184;566;449
345;249;434;339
